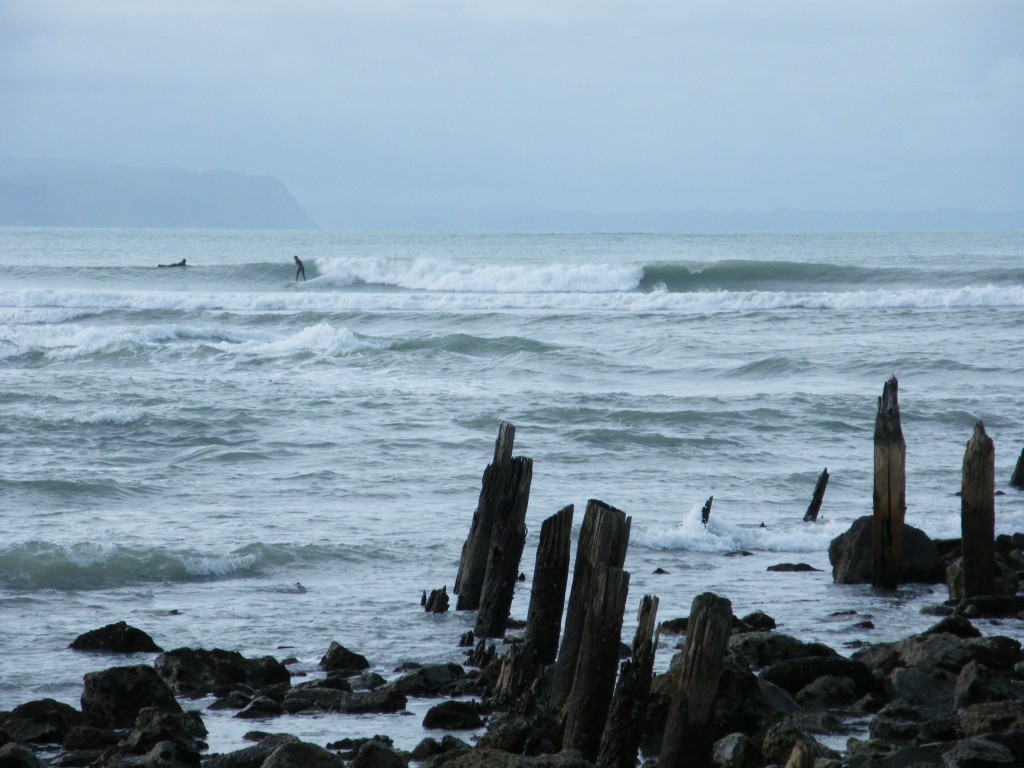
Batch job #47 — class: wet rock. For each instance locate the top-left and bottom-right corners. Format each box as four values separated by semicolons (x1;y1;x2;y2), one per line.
738;610;776;632
759;655;874;697
140;739;201;768
121;707;207;755
201;734;298;768
885;666;957;712
234;697;283;720
477;713;559;756
209;692;253;711
712;731;762;768
81;665;182;729
922;615;982;638
0;698;85;744
0;744;44;768
853;629;1022;676
349;740;406;768
62;725;120;751
946;556;1021;602
422;700;483;730
260;740;342;768
70;622;163;654
421;749;592;768
281;685;406;715
154;648;290;698
318;642;369;674
957;700;1024;739
729;632;837;670
350;672;387;691
795;675;859;709
392;663;466;696
942;737;1015;767
766;563;821;572
829;516;941;584
954;661;1024;710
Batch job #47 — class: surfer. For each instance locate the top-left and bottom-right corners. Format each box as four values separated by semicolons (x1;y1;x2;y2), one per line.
293;255;306;282
158;259;186;268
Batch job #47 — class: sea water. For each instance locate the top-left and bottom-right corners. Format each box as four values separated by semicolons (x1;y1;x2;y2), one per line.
2;228;1023;754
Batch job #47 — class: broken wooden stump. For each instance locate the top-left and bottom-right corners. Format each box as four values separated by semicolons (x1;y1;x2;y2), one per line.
549;499;632;710
700;496;713;526
1011;446;1024;489
659;592;733;768
803;468;829;522
560;565;631;762
522;504;575;666
422;586;449;613
872;376;906;589
475;451;533;638
596;594;660;768
455;420;517;610
962;421;996;598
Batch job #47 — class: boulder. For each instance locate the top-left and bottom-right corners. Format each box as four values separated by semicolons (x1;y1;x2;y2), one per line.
349;740;406;768
728;632;837;670
81;665;182;729
828;516;941;584
941;737;1015;767
281;686;406;715
477;713;559;756
261;740;343;768
319;642;369;674
154;648;290;698
234;696;283;719
422;700;483;730
200;734;298;768
885;666;957;712
0;744;44;768
853;631;1022;676
954;660;1024;710
121;707;207;755
958;700;1024;739
62;725;120;751
794;675;859;710
140;739;202;768
70;622;163;654
392;663;466;696
759;656;874;697
420;749;592;768
712;732;762;768
0;698;85;744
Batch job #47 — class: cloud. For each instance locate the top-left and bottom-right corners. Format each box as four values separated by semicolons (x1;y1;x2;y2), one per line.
1;0;1022;222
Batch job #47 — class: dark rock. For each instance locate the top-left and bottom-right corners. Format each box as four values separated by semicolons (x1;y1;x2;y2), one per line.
766;563;821;572
956;594;1024;618
411;737;444;761
349;740;406;768
319;642;369;674
947;556;1021;602
201;734;299;768
0;698;85;744
658;618;687;635
392;663;466;696
351;672;387;691
261;740;342;768
760;722;815;766
234;697;283;720
829;515;941;584
853;630;1022;676
421;749;592;768
954;660;1024;710
121;707;207;754
81;665;182;729
886;666;957;712
712;731;762;768
140;739;201;768
62;725;120;751
757;679;801;715
154;648;290;698
739;610;776;632
942;737;1015;767
458;632;475;648
422;700;483;730
477;713;559;756
958;700;1024;739
759;655;874;697
209;692;252;711
653;567;669;574
0;744;44;768
729;631;837;670
70;622;163;654
795;675;859;709
281;685;406;715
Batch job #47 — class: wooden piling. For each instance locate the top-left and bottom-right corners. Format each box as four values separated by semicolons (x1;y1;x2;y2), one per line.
560;566;631;762
700;496;714;526
455;421;518;611
475;453;533;637
961;421;996;598
596;594;660;768
549;499;631;710
872;376;906;589
522;504;575;666
659;592;733;768
1011;447;1024;489
803;468;829;522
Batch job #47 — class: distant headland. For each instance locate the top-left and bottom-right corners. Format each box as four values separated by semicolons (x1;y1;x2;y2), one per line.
0;157;317;229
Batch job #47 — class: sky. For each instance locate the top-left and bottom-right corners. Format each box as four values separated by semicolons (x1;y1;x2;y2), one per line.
1;1;1022;226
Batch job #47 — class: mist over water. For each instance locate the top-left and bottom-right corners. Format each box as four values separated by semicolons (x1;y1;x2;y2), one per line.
2;228;1023;753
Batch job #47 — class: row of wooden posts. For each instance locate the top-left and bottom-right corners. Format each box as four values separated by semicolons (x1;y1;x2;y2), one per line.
435;377;1024;767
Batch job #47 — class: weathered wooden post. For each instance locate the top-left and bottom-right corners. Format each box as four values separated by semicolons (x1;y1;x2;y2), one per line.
454;421;519;611
522;504;575;665
549;499;631;710
659;592;733;768
961;421;996;598
475;453;533;638
803;468;829;522
560;566;631;762
596;594;660;768
872;376;906;589
1011;447;1024;489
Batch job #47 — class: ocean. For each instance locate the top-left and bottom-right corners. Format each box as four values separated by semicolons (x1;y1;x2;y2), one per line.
2;227;1023;755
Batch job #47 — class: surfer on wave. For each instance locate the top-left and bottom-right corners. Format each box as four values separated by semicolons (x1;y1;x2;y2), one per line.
293;255;306;282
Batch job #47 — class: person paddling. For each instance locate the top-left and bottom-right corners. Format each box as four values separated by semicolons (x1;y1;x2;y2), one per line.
293;255;306;282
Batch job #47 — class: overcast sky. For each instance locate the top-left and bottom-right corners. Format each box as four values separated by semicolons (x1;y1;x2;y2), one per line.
2;0;1022;223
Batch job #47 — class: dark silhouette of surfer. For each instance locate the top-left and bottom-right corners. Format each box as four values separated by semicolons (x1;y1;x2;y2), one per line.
293;255;306;282
158;259;186;268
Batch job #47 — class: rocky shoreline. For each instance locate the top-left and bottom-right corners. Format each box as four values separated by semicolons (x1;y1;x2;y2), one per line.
3;522;1024;768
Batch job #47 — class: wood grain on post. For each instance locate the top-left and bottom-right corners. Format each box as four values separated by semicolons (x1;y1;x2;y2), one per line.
522;504;575;665
560;566;631;762
549;499;631;710
961;421;996;598
475;454;533;637
659;592;733;768
455;421;517;610
596;594;660;768
803;468;829;522
872;376;906;589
